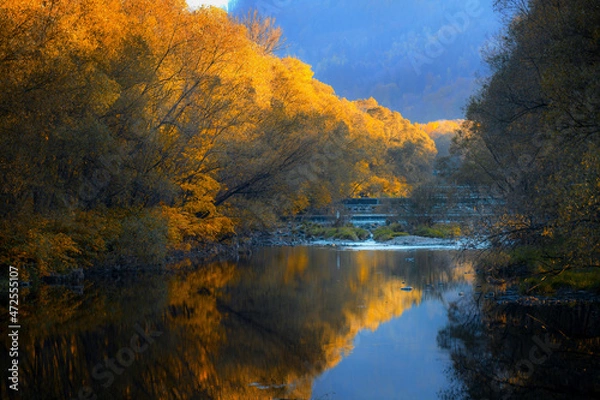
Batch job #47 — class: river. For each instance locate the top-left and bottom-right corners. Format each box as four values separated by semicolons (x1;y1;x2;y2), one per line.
2;246;599;399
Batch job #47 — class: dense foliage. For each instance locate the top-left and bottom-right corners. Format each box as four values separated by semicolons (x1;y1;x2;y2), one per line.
453;0;600;274
0;0;435;275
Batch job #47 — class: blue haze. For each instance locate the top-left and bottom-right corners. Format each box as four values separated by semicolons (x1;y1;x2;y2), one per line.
229;0;501;122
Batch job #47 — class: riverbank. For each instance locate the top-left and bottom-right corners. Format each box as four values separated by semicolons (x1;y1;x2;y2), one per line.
250;225;600;304
251;230;462;249
8;222;598;306
489;287;600;306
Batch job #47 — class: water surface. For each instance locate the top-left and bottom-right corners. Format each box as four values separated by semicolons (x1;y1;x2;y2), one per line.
0;247;516;399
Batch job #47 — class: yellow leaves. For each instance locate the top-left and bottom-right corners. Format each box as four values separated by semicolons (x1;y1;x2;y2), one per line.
70;0;127;55
416;120;462;138
0;218;81;275
18;0;128;62
353;175;410;198
379;176;411;197
282;57;315;82
542;227;554;238
289;194;311;215
495;214;531;230
163;176;234;249
349;98;437;186
307;184;334;209
162;205;234;251
265;56;336;118
86;68;122;114
1;0;444;270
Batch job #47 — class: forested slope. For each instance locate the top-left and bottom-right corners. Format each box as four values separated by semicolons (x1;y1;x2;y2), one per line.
0;0;435;275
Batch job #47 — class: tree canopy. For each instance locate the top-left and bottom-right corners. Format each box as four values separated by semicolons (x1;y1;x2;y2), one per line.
452;0;600;271
0;0;435;274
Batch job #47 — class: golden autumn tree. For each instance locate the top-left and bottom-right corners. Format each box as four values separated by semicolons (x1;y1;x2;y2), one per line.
351;98;437;197
0;2;440;273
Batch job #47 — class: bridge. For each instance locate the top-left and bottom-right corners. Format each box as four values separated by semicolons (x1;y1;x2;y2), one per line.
296;187;499;226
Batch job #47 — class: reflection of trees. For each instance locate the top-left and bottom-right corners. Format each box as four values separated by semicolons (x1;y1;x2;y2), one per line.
438;297;600;399
3;248;473;399
1;275;170;399
206;248;427;399
183;248;471;399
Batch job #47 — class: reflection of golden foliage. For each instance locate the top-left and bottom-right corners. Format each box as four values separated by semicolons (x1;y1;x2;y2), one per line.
23;285;84;330
361;283;422;332
209;247;443;400
168;262;237;305
451;260;475;282
284;251;309;283
12;248;477;399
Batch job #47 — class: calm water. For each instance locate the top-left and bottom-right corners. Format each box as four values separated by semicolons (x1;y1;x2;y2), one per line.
2;246;599;399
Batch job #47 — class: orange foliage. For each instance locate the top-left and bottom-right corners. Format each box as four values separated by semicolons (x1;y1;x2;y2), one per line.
0;2;437;272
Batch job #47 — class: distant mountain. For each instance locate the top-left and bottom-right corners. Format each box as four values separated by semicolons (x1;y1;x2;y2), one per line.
416;119;463;158
229;0;500;122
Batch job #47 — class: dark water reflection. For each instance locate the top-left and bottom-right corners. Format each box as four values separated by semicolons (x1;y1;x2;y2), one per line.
11;246;595;399
438;291;600;399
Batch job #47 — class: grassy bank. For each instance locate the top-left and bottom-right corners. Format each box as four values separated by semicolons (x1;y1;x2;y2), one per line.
300;223;370;241
478;246;600;296
298;221;462;242
412;223;462;239
520;268;600;295
372;223;409;241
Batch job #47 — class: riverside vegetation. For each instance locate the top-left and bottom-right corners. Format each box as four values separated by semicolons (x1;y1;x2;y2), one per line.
0;0;599;297
297;222;461;243
447;0;600;296
0;0;437;279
